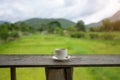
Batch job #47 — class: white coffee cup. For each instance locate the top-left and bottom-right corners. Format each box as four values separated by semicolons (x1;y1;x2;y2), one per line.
54;48;68;59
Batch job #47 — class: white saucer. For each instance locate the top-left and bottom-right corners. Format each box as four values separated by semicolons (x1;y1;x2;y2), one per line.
52;56;71;61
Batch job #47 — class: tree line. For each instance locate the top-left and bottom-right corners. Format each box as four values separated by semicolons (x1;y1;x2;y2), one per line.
0;22;32;41
0;19;120;42
0;21;63;41
89;19;120;32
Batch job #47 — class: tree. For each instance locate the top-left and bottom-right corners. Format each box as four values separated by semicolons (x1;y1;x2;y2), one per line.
113;20;120;31
48;21;62;33
75;20;86;31
38;23;48;32
11;23;20;31
0;23;9;41
19;22;30;32
89;27;96;32
102;19;113;31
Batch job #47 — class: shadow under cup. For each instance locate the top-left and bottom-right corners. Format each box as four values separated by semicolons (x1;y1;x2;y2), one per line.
54;48;68;59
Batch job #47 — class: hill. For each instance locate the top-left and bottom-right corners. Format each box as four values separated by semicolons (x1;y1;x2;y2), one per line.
20;18;76;29
0;21;6;24
86;22;102;28
108;10;120;22
87;10;120;28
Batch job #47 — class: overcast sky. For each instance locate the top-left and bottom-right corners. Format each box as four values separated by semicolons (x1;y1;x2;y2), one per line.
0;0;120;24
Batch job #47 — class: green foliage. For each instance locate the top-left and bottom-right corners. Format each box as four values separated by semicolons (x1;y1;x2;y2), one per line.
70;32;85;38
102;19;109;29
89;33;99;39
89;19;120;32
89;27;96;32
30;20;63;34
0;22;32;42
89;27;101;32
100;33;115;40
9;31;20;38
102;19;113;31
8;23;19;31
75;20;86;31
0;23;9;41
112;20;120;31
88;32;117;40
47;21;62;33
19;22;30;32
66;26;76;32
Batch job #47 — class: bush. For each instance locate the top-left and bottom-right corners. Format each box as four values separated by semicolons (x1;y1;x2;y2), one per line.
0;32;9;41
70;32;85;38
0;25;9;41
89;33;99;39
9;31;20;38
6;31;22;41
100;34;115;40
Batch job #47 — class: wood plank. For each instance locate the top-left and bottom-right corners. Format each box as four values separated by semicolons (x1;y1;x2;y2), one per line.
10;67;16;80
45;67;73;80
65;67;73;80
0;54;120;67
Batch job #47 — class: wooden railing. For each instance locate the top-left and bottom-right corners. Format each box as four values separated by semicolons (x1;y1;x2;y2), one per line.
0;54;120;80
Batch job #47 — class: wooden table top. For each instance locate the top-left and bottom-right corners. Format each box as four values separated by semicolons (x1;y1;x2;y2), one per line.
0;54;120;67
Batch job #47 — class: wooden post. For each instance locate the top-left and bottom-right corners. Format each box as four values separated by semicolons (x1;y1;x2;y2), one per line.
45;67;73;80
10;67;16;80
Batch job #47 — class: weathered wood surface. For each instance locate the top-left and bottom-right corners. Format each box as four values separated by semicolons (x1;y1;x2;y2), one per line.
10;67;16;80
45;67;73;80
0;54;120;67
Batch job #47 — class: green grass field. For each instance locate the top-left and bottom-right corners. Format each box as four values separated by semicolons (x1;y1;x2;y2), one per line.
0;33;120;80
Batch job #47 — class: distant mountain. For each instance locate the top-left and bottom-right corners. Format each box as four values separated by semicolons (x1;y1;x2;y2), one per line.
87;10;120;28
86;22;102;28
20;18;76;29
108;10;120;22
0;21;5;24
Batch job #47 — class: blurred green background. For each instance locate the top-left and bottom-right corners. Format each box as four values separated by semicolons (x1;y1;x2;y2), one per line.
0;33;120;80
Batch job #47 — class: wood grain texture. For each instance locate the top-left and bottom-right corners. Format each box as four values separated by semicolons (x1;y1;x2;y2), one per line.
0;54;120;67
65;67;73;80
45;67;73;80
